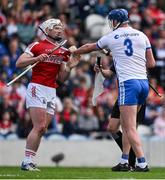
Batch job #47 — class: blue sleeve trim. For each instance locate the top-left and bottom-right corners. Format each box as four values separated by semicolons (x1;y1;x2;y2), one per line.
146;47;151;49
96;42;102;50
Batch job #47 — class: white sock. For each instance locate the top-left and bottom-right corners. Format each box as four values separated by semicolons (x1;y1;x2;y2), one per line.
120;158;128;164
137;162;147;168
120;154;129;164
23;149;36;164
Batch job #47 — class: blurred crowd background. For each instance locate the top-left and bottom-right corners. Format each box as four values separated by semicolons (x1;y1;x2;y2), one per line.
0;0;165;141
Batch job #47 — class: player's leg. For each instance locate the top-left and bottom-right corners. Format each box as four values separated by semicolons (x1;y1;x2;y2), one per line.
128;103;146;167
21;107;53;171
107;100;136;170
120;105;146;159
107;100;122;149
119;79;149;172
21;83;54;171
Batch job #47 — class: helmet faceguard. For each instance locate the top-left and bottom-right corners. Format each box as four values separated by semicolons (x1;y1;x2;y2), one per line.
39;18;63;41
108;9;129;30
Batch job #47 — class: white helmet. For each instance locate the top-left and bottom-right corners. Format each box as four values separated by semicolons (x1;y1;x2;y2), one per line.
39;18;63;35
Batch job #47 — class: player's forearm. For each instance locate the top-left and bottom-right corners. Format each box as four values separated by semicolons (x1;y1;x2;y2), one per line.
58;66;71;83
101;69;113;78
73;43;98;55
16;56;38;68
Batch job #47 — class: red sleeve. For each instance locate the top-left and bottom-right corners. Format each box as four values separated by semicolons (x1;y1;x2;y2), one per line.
63;49;71;62
25;42;39;56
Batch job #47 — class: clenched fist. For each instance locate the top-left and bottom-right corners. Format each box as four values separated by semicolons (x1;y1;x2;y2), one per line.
36;53;49;62
68;46;77;53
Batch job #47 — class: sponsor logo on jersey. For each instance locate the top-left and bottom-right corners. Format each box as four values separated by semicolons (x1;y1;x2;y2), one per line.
114;35;119;39
44;55;63;64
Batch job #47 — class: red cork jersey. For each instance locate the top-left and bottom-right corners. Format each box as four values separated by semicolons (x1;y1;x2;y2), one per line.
25;39;70;88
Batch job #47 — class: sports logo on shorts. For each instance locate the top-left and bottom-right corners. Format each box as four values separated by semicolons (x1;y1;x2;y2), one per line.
31;86;36;97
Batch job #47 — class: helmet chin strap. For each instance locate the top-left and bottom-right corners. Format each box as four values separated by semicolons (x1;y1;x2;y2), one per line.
109;20;122;31
38;26;63;42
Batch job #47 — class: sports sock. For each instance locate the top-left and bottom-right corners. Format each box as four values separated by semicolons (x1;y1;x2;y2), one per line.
23;149;36;164
112;131;136;167
120;154;129;164
137;157;147;168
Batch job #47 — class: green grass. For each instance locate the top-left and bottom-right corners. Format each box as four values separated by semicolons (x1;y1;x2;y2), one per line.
0;167;165;179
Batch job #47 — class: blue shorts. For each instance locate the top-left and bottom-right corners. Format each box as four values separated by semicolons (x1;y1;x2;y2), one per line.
118;79;149;106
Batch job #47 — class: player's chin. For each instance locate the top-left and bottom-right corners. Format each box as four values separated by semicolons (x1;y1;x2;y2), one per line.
54;36;63;41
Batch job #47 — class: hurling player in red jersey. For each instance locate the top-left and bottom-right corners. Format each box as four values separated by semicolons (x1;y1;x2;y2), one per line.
16;19;80;171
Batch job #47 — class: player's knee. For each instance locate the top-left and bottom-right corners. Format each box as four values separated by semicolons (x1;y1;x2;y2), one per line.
124;127;136;137
107;122;118;134
36;125;47;135
107;116;119;133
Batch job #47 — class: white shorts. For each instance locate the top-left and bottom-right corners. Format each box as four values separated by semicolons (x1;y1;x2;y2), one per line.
26;83;56;115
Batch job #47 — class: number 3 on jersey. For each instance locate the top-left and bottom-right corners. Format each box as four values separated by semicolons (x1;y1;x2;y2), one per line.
124;38;133;56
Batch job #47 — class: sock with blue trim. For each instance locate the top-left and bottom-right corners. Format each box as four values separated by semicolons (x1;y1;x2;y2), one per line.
120;154;129;164
137;157;147;168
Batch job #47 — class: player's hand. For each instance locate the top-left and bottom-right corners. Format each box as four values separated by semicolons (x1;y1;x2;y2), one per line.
67;46;81;69
68;45;77;53
35;54;49;62
94;64;103;73
67;54;81;69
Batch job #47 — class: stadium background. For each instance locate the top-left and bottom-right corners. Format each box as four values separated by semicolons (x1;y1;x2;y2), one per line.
0;0;165;167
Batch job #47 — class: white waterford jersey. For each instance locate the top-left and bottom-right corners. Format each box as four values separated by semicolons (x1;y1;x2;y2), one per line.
97;27;151;83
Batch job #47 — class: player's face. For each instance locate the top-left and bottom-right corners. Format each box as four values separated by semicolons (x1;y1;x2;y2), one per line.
49;25;63;40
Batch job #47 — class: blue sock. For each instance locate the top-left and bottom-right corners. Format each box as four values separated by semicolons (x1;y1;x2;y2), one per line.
122;154;129;160
137;157;146;163
120;154;129;164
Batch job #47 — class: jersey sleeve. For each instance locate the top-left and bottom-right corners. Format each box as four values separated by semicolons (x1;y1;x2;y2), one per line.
25;42;39;56
97;35;109;50
144;35;151;49
62;49;71;62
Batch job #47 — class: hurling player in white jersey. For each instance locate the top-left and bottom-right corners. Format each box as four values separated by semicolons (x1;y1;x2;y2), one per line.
70;9;155;171
16;19;80;171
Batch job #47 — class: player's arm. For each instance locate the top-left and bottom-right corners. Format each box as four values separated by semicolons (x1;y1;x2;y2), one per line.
144;35;155;68
146;48;155;68
16;52;49;68
57;53;81;83
94;64;113;78
70;43;98;55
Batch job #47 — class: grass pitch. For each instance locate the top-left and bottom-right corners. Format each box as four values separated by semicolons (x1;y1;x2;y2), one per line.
0;167;165;179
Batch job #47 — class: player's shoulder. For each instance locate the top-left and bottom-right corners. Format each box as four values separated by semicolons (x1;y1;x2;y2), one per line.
131;27;146;37
27;41;40;49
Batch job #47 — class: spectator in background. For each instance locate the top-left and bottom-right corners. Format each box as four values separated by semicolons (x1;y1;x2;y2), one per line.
6;14;18;36
78;106;99;137
0;26;8;58
17;111;32;139
8;35;22;75
153;106;165;137
0;111;17;139
62;111;80;137
147;0;165;25
17;10;36;45
95;105;108;132
0;92;19;124
0;55;13;80
60;97;78;137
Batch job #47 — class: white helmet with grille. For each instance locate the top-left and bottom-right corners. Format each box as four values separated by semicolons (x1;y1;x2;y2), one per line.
39;18;63;35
